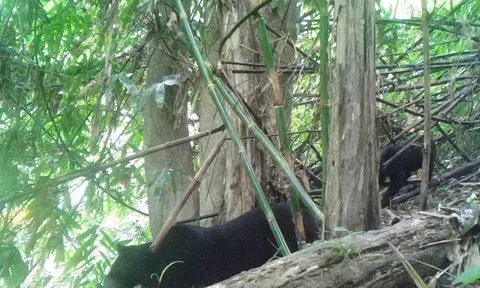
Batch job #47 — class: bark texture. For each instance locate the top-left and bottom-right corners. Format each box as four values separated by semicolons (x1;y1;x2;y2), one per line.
325;0;381;232
210;215;454;288
144;4;198;236
198;1;251;226
198;0;298;225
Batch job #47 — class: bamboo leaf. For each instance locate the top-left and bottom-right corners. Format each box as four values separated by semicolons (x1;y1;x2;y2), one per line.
452;265;480;285
0;244;28;287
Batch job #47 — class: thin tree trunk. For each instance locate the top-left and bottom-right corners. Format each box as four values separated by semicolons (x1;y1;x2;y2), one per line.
198;1;253;225
144;3;198;235
325;0;380;232
198;0;298;224
419;0;432;211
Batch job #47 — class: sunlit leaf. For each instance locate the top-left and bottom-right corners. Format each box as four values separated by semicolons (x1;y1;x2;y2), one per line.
452;265;480;285
118;72;139;97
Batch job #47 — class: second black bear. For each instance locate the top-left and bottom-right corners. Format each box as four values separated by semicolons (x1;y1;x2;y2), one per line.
104;203;319;288
379;141;436;207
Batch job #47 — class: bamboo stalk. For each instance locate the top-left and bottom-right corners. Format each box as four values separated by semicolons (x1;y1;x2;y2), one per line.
253;10;304;246
214;77;324;224
319;0;330;240
419;0;432;211
172;0;292;256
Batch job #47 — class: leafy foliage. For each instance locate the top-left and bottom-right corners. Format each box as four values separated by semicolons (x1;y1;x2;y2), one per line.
0;0;150;286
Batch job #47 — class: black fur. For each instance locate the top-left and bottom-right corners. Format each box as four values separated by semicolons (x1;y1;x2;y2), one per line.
104;204;319;288
379;141;436;207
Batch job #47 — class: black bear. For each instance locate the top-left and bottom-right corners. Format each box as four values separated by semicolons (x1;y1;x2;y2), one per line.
104;203;319;288
379;141;436;207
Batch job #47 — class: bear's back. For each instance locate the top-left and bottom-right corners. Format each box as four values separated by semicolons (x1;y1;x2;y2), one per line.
180;203;318;287
105;203;319;288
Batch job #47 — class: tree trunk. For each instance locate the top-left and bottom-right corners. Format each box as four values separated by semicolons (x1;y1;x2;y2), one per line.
144;4;199;236
325;0;381;232
209;214;454;288
198;0;297;225
198;1;252;226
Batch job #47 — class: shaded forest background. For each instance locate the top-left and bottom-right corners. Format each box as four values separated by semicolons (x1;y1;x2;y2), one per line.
0;0;479;287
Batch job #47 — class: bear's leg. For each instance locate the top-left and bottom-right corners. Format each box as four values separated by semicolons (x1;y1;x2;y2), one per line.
381;170;407;208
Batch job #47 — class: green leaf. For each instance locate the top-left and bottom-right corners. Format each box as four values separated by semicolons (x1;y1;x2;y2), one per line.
138;74;186;110
120;0;140;29
118;72;139;97
452;265;480;285
135;83;157;112
66;227;99;270
170;172;177;198
85;182;96;214
0;244;28;287
333;227;349;233
151;169;173;197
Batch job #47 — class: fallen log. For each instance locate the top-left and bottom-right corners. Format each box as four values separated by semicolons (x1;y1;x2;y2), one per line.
210;214;458;288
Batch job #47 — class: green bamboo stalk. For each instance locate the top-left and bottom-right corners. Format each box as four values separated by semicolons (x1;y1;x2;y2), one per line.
255;15;275;70
275;108;304;246
172;0;291;256
214;11;323;224
254;11;304;246
214;77;324;224
319;0;330;239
